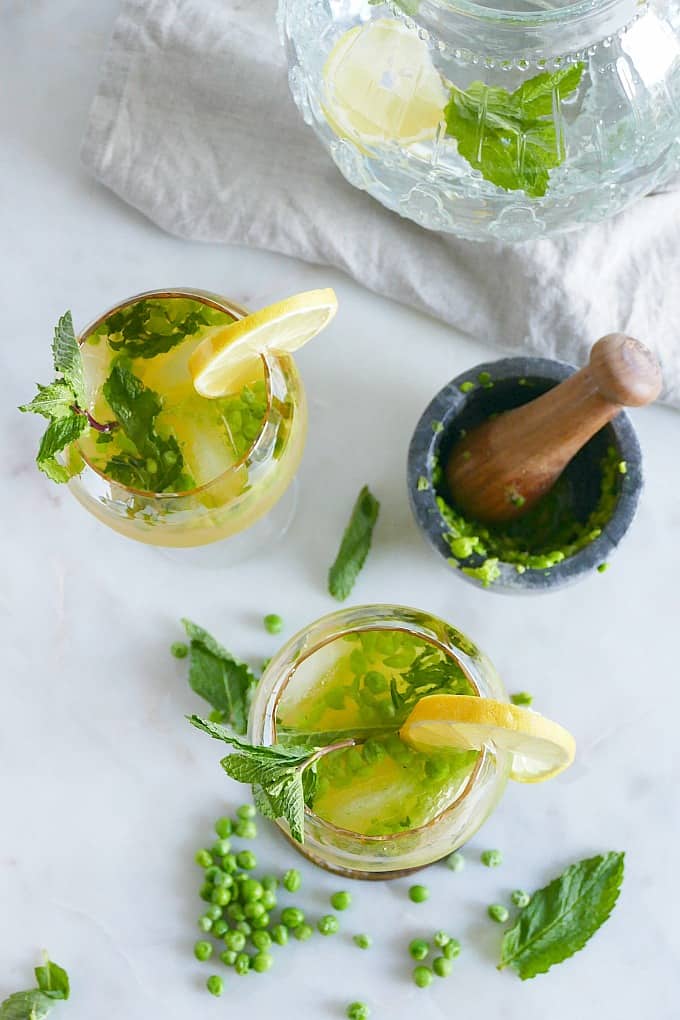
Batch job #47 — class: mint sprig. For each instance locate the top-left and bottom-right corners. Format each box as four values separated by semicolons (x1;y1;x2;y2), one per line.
0;956;70;1020
498;851;624;978
98;297;228;360
328;484;380;601
445;64;585;198
180;620;259;735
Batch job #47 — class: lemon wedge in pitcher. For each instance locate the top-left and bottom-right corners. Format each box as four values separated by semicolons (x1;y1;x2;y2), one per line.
400;695;575;783
189;289;338;398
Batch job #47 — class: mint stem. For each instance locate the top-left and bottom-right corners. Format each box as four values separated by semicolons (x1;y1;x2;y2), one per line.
72;404;118;433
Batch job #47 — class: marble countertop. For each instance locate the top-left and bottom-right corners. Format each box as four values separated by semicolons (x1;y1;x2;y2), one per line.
2;2;678;1017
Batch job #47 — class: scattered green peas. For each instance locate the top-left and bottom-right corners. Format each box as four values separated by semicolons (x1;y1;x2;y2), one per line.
222;853;238;873
211;839;232;857
251;912;270;930
197;916;213;933
318;914;339;936
244;901;265;920
281;907;305;929
271;924;289;946
409;884;430;904
433;931;451;949
433;956;453;978
480;849;503;868
264;614;284;634
511;889;531;908
347;1004;370;1020
235;921;252;937
224;930;246;952
214;817;233;839
413;966;433;988
261;890;277;910
211;870;231;888
213;919;228;938
211;886;231;907
171;641;188;659
251;930;272;951
206;974;223;996
353;934;372;950
409;938;429;961
237;850;257;870
220;949;237;967
226;903;245;922
234;953;250;975
262;876;278;892
283;869;302;892
235;819;257;839
195;849;213;869
330;891;352;911
194;940;213;962
252;952;273;973
488;904;510;924
237;803;256;820
442;938;461;960
294;923;313;941
510;691;533;707
241;879;263;902
446;851;464;872
199;883;213;903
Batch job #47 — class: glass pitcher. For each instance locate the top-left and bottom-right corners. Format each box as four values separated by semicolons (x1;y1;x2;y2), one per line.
279;0;680;241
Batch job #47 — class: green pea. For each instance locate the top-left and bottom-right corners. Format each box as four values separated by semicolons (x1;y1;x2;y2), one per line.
261;890;277;911
282;869;302;893
251;912;270;930
171;641;188;659
281;906;305;928
206;975;223;997
220;949;237;967
236;803;256;820
197;916;213;933
222;853;238;873
347;1004;370;1020
442;939;461;960
480;849;503;868
211;839;232;857
511;890;531;909
252;952;273;973
488;904;509;924
224;930;246;952
199;883;213;903
213;919;228;937
195;849;213;869
433;956;453;978
510;691;533;707
244;901;265;920
211;886;231;907
235;820;257;840
413;966;433;988
409;885;430;904
433;931;451;949
409;938;429;961
237;850;257;870
241;879;263;902
353;934;372;950
262;876;278;892
235;921;252;937
194;940;213;962
293;923;313;941
234;953;250;975
445;852;464;872
211;870;232;888
330;891;352;911
263;614;284;634
317;914;339;936
204;865;221;883
251;930;272;951
214;817;233;838
226;903;245;922
270;924;289;946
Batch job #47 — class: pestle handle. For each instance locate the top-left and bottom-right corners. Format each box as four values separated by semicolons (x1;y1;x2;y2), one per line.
445;334;662;524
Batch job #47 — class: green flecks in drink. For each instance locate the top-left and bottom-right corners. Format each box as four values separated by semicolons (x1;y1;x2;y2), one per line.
417;476;429;491
459;381;475;393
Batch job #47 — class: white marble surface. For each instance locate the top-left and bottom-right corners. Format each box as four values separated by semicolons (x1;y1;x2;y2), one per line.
2;3;679;1017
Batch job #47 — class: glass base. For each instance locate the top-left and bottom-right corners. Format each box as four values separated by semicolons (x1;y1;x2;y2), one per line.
157;479;298;569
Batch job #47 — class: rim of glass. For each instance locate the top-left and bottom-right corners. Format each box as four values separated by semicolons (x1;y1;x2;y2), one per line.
267;608;490;847
76;288;274;500
419;0;624;26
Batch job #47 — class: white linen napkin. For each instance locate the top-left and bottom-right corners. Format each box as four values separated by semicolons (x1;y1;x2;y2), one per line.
81;0;680;406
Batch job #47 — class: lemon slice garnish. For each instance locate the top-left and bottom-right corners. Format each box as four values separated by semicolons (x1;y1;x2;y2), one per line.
400;694;575;783
322;19;448;146
189;289;338;398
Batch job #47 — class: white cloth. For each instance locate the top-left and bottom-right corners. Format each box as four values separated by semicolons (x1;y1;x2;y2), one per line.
82;0;680;406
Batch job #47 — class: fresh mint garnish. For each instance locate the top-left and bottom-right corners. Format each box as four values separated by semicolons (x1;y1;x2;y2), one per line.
188;715;336;843
97;297;228;360
0;957;70;1019
102;364;189;492
498;851;624;978
180;620;259;735
19;312;105;483
445;64;585;198
328;485;380;601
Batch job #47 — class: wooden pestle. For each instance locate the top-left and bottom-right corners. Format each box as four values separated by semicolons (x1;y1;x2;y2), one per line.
445;334;662;524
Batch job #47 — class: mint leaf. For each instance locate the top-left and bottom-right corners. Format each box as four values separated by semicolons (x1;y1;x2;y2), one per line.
34;962;69;1002
188;715;318;843
0;991;53;1020
445;65;584;198
103;364;187;492
51;311;85;406
101;297;229;360
180;620;258;735
328;485;380;600
499;851;625;979
36;413;88;483
19;382;75;421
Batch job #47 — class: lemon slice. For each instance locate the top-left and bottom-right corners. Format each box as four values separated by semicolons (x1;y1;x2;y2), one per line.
400;695;575;783
189;289;338;398
322;19;448;146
